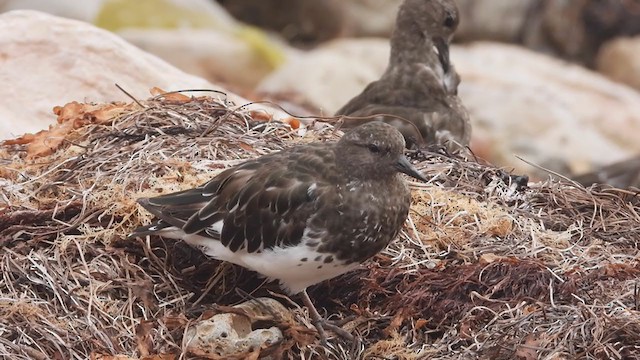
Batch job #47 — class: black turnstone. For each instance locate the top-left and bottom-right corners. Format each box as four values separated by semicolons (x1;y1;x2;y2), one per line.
335;0;470;150
129;122;427;342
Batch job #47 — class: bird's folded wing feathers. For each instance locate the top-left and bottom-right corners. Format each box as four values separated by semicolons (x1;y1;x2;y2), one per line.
136;152;330;253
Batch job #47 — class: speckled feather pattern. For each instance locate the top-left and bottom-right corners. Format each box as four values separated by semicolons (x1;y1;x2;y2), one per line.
131;122;419;294
336;0;470;149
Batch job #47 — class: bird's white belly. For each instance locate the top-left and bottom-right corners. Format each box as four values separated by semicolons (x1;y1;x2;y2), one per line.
180;232;361;295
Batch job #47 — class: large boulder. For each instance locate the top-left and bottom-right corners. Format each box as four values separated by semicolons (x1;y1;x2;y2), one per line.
258;38;389;115
454;42;640;176
0;10;275;140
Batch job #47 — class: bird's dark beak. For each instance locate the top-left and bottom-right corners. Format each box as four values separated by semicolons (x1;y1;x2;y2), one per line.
434;37;451;73
396;155;428;182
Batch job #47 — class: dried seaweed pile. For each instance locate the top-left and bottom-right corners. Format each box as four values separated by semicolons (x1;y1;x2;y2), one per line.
1;94;639;360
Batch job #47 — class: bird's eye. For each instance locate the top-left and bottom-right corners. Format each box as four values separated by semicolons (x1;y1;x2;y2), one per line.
444;14;455;28
368;144;381;153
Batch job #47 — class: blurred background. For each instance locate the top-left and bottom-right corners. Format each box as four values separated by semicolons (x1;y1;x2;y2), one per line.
2;0;640;183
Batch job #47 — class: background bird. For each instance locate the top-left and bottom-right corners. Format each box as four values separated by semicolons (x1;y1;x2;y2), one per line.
335;0;470;150
129;122;427;343
572;155;640;189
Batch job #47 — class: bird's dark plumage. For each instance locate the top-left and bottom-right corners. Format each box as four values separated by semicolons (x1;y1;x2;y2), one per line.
335;0;470;150
130;122;426;295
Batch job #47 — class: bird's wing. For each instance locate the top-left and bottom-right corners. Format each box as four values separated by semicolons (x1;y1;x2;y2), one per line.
136;145;338;253
336;79;469;149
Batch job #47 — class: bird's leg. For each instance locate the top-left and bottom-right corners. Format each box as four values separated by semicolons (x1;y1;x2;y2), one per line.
300;289;329;345
300;289;354;344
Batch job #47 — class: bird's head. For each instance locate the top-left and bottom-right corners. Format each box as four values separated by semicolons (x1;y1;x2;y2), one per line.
336;122;428;182
394;0;460;72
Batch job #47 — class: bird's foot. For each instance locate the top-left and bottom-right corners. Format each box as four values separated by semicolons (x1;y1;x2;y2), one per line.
318;319;354;343
300;290;355;345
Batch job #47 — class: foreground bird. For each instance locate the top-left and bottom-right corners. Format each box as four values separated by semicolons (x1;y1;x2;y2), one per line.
335;0;470;150
129;122;427;343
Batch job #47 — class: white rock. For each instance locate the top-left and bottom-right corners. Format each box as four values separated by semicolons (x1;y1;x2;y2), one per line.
454;42;640;176
0;10;287;140
184;297;287;357
258;38;390;115
257;39;640;177
119;28;289;90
